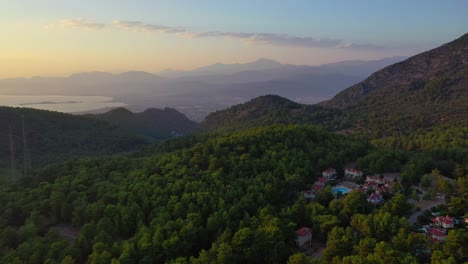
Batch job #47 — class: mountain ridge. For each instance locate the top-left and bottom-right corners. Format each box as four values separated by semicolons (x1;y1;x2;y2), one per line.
88;107;200;140
202;94;343;131
320;33;468;133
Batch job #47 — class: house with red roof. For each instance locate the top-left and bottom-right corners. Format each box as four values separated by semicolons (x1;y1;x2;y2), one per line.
432;215;454;229
295;227;312;247
322;168;337;180
316;177;328;184
366;175;386;185
345;168;363;180
312;183;324;191
358;187;368;193
365;181;379;190
367;192;383;204
428;227;446;242
378;185;392;194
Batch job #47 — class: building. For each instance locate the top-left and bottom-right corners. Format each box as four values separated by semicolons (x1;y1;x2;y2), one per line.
367;192;383;204
344;168;363;179
432;215;455;229
322;168;337;180
378;184;392;194
295;227;312;247
428;227;447;242
366;175;386;185
364;181;379;190
311;183;324;192
303;190;315;199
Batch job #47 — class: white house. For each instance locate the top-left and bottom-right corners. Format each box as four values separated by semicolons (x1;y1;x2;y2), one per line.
345;168;363;179
322;168;337;180
295;227;312;247
366;175;386;185
432;215;455;229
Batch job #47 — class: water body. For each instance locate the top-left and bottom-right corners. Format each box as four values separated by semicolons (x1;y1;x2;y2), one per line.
0;95;126;113
332;186;351;195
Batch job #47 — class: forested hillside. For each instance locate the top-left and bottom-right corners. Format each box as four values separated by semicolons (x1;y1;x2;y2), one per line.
203;95;344;132
0;107;148;171
2;124;466;263
0;125;369;263
321;33;468;135
88;107;200;140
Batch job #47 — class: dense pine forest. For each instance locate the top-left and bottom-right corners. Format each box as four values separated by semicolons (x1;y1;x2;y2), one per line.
0;125;367;263
0;107;149;171
1;124;467;263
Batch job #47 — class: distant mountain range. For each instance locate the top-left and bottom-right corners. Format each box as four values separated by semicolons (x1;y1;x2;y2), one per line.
0;57;405;121
160;57;406;79
160;58;283;77
204;33;468;135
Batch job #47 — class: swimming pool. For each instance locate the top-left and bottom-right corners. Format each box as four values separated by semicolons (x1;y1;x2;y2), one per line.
332;186;351;195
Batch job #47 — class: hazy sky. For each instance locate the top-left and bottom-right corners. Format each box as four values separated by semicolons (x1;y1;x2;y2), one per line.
2;0;467;78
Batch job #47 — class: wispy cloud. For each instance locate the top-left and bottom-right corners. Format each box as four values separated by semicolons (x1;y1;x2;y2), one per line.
45;19;107;30
46;19;382;50
113;21;186;33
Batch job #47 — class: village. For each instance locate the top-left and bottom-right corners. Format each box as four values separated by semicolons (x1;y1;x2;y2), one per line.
302;168;392;205
295;167;468;252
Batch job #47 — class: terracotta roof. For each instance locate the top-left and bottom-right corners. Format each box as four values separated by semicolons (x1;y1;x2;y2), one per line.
429;227;446;237
345;168;362;173
312;185;323;191
296;227;309;236
366;175;383;181
432;215;454;225
365;181;378;187
378;186;391;193
317;177;327;183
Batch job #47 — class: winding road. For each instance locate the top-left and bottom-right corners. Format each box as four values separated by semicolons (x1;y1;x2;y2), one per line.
408;199;445;225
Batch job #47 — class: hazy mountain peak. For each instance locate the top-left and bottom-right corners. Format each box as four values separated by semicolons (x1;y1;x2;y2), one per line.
106;107;134;115
251;57;281;65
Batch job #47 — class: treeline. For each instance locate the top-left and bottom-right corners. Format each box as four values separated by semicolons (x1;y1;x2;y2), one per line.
371;126;468;151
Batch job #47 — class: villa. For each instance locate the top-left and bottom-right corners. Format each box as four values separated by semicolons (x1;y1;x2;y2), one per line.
428;227;447;242
322;168;337;180
344;168;363;180
364;181;379;190
432;215;455;229
295;227;312;247
367;192;383;204
366;175;386;185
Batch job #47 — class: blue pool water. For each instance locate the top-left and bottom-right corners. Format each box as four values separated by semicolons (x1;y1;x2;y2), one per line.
332;186;350;195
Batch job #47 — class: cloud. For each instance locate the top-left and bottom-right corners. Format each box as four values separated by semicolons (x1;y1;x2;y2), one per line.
45;19;107;30
46;19;382;50
113;21;186;33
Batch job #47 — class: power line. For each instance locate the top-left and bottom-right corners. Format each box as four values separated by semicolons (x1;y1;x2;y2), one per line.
9;125;16;178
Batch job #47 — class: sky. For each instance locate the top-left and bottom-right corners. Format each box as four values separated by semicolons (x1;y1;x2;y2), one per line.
1;0;467;78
